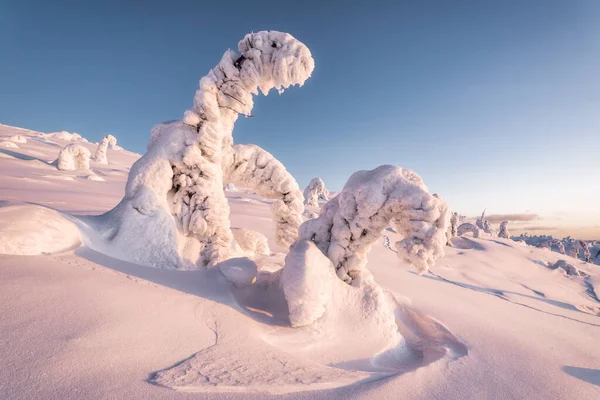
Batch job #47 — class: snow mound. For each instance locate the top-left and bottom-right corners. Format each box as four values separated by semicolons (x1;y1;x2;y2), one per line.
86;175;105;182
0;140;19;149
281;240;335;327
56;143;91;171
0;205;82;255
232;228;270;258
298;165;449;284
9;135;27;144
219;257;258;287
549;260;588;276
45;131;85;142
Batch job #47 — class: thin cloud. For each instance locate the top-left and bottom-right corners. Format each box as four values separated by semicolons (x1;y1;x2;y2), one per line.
484;213;540;223
520;226;559;231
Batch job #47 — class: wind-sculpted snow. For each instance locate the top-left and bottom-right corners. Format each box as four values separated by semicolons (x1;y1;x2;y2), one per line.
56;143;91;171
458;222;480;238
297;165;449;284
0;140;19;149
92;31;314;268
303;177;329;207
94;134;117;164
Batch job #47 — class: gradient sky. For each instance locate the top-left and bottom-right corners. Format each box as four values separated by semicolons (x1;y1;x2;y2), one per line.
1;0;599;238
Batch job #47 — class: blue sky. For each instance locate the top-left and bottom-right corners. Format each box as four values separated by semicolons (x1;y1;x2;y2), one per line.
1;0;599;237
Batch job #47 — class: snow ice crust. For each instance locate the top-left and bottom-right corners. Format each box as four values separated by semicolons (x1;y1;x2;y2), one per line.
93;31;314;269
297;165;450;284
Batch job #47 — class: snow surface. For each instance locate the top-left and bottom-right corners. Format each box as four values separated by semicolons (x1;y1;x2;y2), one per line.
1;124;600;400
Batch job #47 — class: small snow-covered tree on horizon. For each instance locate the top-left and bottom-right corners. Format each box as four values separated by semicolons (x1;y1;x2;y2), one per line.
303;177;329;208
498;221;510;239
56;143;91;171
458;222;480;238
92;31;314;269
94;134;117;164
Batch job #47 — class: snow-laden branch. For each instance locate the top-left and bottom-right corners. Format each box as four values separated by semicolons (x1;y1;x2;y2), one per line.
222;144;304;247
297;165;449;284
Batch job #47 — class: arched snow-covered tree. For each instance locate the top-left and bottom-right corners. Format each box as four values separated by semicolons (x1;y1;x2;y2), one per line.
458;222;480;238
94;134;117;164
498;221;509;239
303;177;329;207
295;165;450;285
90;31;314;269
56;143;91;171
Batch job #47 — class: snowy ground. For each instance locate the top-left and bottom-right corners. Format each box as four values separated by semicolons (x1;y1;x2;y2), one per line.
1;123;599;399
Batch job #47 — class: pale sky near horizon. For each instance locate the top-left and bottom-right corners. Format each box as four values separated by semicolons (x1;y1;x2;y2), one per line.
1;0;599;238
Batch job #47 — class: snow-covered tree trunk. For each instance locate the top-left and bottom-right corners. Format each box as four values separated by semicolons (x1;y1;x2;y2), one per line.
56;143;91;171
296;165;449;285
96;31;314;268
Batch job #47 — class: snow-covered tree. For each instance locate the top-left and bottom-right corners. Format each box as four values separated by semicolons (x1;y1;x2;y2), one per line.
457;222;480;238
303;177;329;207
476;209;486;230
223;183;238;192
538;239;565;254
295;165;449;285
94;134;117;164
93;31;314;269
579;240;591;262
498;221;509;239
0;141;19;149
56;143;91;171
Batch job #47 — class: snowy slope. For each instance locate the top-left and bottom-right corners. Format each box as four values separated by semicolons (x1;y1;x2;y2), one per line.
0;123;599;399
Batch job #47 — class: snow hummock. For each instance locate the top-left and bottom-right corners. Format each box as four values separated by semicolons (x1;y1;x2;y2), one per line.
281;240;335;327
458;222;480;238
297;165;449;284
9;135;27;144
232;228;271;258
0;140;19;149
56;143;91;171
0;204;82;255
498;221;510;239
303;177;329;207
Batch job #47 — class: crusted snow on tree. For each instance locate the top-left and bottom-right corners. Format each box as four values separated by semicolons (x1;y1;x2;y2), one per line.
579;240;591;262
92;31;314;269
457;222;480;238
296;165;449;285
94;134;117;164
222;144;304;248
497;221;510;239
303;177;329;208
539;239;566;254
56;143;91;171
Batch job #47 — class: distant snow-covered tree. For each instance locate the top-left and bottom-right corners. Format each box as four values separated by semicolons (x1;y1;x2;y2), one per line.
458;222;480;238
94;134;117;164
498;221;510;239
303;177;329;208
56;143;91;171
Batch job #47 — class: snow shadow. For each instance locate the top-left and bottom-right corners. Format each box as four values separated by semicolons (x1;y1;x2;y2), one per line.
562;366;600;387
0;148;50;163
417;271;600;327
